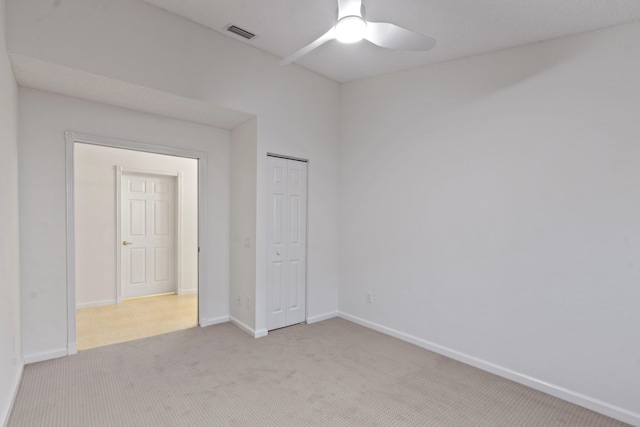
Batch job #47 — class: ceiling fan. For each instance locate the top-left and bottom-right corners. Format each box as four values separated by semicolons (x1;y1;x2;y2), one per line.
280;0;436;65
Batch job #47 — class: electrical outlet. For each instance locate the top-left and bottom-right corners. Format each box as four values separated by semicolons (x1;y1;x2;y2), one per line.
366;292;373;304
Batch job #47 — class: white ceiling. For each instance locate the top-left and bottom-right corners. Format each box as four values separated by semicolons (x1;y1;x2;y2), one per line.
142;0;640;82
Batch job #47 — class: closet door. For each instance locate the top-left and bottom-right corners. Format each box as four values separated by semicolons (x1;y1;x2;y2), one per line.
266;156;307;330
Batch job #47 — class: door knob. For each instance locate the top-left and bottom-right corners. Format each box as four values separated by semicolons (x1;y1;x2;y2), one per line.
276;251;280;256
122;241;133;246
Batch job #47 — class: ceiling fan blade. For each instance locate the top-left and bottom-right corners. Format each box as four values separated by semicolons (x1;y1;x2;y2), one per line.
280;28;336;65
365;21;436;51
337;0;363;19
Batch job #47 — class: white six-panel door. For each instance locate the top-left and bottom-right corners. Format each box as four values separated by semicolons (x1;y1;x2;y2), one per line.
266;156;307;330
121;172;176;298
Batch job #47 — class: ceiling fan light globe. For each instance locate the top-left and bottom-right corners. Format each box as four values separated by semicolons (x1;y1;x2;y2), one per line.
335;16;367;43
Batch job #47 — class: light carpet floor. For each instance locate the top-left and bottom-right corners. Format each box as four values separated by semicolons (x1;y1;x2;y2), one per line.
9;318;629;426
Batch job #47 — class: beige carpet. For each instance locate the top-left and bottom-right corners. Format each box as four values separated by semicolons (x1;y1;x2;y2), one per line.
8;318;629;426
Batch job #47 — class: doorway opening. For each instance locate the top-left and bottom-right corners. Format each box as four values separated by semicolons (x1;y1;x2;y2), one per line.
65;132;207;353
76;293;197;350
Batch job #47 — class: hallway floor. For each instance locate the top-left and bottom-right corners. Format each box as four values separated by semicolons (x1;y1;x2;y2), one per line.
76;293;198;350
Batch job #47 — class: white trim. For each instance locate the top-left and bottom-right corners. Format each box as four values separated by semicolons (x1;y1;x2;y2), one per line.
306;311;338;324
67;341;77;355
65;131;208;357
198;156;207;328
230;317;253;336
116;167;183;300
199;315;229;327
304;160;310;330
115;166;123;304
338;311;640;426
254;328;268;338
1;363;23;427
117;167;179;177
177;288;198;296
24;348;68;365
65;136;77;356
230;317;269;339
176;172;183;296
76;299;117;309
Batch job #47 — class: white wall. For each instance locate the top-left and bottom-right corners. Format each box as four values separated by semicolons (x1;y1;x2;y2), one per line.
18;87;230;359
339;23;640;423
74;143;198;307
8;0;341;338
0;0;22;424
5;0;639;422
230;118;258;331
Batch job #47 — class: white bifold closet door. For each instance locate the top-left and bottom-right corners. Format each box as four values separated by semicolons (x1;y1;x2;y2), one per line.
266;156;307;331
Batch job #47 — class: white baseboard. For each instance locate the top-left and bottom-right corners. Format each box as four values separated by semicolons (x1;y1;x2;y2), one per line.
23;348;68;365
230;317;268;339
76;299;116;309
177;289;198;296
254;328;268;338
338;311;640;426
199;315;229;327
67;342;77;356
306;311;338;324
1;362;23;427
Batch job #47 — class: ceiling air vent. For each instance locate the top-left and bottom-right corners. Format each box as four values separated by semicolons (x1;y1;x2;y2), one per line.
226;25;256;40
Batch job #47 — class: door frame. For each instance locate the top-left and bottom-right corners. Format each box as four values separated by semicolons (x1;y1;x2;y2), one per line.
65;131;207;355
265;153;310;330
116;167;183;303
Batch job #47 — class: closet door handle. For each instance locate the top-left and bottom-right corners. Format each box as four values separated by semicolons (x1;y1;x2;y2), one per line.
122;241;133;246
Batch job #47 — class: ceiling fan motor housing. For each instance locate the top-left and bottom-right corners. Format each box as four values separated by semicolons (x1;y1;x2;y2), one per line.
335;15;367;43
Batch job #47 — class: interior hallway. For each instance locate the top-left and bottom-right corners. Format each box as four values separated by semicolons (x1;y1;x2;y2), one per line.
76;293;198;350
